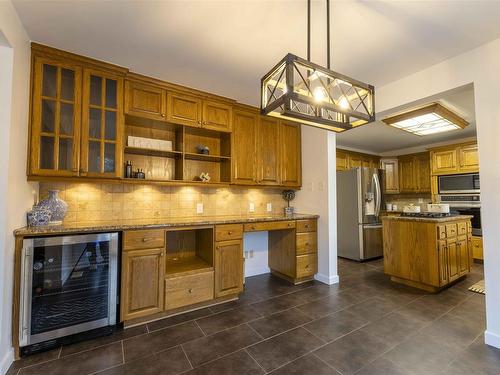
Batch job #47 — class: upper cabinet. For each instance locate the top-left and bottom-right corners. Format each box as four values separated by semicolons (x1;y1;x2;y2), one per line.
430;142;479;175
232;109;257;185
167;92;202;128
80;69;123;178
380;158;399;194
258;117;280;186
202;100;232;132
336;149;379;171
124;81;166;121
30;57;82;176
280;121;302;187
398;152;430;193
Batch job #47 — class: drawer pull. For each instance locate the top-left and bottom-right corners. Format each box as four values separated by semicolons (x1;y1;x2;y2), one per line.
305;242;310;246
288;223;292;227
305;264;309;269
228;231;232;235
305;224;309;228
188;288;193;294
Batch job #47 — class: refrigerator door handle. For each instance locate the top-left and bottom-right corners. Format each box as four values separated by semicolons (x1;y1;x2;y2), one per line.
373;173;381;217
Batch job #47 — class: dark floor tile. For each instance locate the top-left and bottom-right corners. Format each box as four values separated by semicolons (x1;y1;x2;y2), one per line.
250;292;305;316
19;342;122;375
195;305;262;335
10;348;61;371
269;354;340;375
123;321;203;362
247;327;323;372
382;332;460;374
396;298;448;323
355;358;410;375
314;330;391;374
184;350;264;375
442;335;500;375
98;346;191;375
447;295;486;327
304;309;369;342
209;292;262;314
147;308;213;332
61;325;147;357
182;324;260;367
296;292;359;319
249;308;312;338
419;314;483;350
344;297;400;321
360;310;427;347
289;284;341;303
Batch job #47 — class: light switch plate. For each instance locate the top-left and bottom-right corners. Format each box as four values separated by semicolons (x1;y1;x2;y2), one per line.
249;202;255;212
196;203;203;214
266;203;272;212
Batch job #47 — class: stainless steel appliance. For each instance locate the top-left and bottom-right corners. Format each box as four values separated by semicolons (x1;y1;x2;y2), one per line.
337;167;384;261
20;233;118;347
437;194;481;236
438;173;480;194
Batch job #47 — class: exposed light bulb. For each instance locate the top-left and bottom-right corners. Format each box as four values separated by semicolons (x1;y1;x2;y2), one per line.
313;87;327;102
339;96;349;109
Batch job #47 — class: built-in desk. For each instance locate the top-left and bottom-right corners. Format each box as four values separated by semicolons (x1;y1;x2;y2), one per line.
13;214;319;354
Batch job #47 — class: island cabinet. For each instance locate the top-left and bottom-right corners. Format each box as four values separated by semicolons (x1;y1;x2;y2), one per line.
383;216;472;292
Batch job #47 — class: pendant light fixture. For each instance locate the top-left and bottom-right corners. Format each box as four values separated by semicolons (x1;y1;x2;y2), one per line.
260;0;375;132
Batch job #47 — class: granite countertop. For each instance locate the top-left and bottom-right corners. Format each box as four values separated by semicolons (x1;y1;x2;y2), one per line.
381;214;473;223
14;213;319;237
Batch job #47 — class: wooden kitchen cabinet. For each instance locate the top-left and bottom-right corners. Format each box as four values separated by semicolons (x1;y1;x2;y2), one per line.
336;150;349;171
438;241;449;286
258;117;281;185
415;153;431;193
124;81;167;121
214;239;244;297
202;100;232;132
399;156;416;193
380;158;399;194
280;121;302;187
121;247;165;321
232;109;257;184
29;56;82;176
472;236;483;260
336;149;379;171
80;69;123;178
167;92;203;128
398;152;430;193
430;142;479;175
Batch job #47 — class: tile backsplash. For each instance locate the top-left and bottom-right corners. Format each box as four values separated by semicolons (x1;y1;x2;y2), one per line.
385;194;432;211
39;183;288;224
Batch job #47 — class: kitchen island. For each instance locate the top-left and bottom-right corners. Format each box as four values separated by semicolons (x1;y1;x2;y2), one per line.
382;215;473;292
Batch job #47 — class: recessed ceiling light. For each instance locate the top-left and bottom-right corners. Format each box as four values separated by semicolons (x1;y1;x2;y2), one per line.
382;103;468;136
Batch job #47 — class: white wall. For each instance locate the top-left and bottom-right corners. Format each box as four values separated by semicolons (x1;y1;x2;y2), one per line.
295;126;338;284
376;37;500;349
0;2;34;373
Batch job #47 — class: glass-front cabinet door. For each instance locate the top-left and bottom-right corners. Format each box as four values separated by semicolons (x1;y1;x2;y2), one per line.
30;57;82;176
80;69;123;178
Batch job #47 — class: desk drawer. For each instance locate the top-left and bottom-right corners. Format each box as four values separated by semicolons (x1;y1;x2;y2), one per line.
244;221;295;232
215;224;243;241
165;271;214;310
124;229;165;250
296;254;317;278
457;222;468;236
296;219;317;233
446;224;458;238
296;232;317;255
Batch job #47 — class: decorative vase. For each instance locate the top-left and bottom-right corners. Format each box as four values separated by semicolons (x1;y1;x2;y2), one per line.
27;206;52;227
36;190;68;225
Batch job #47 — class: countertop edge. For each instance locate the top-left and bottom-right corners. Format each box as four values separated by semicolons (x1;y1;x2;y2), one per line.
14;213;320;237
381;215;473;223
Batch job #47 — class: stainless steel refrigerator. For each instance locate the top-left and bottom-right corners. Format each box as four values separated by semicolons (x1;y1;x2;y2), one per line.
337;167;384;261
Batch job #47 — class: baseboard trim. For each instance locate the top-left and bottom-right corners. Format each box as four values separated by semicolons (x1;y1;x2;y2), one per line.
0;348;14;375
485;330;500;349
314;273;339;285
244;267;271;278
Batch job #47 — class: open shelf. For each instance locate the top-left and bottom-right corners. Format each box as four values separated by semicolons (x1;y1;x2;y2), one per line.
124;146;183;159
165;256;213;278
184;152;230;162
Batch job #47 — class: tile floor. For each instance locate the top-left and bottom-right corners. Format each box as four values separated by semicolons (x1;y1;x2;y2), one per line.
8;258;499;375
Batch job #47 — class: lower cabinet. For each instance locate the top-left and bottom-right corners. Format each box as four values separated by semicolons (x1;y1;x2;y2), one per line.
165;271;214;310
214;239;244;297
121;247;165;321
437;225;471;286
472;236;483;260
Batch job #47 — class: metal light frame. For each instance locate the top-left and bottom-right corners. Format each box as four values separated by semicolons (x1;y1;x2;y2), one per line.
260;0;375;132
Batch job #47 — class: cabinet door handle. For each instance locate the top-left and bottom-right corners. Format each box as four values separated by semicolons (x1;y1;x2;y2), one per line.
161;113;165;117
228;231;232;235
304;224;309;228
216;246;220;250
305;264;309;269
197;120;202;125
203;121;207;125
305;242;310;246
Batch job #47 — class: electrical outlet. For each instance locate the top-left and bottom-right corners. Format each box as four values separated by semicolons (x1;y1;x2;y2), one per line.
244;251;249;259
318;181;325;191
249;202;255;212
307;182;313;191
418;198;424;203
266;203;272;212
249;250;254;258
196;203;203;214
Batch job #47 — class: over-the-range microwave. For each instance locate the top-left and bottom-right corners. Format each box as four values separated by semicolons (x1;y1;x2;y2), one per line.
438;173;480;194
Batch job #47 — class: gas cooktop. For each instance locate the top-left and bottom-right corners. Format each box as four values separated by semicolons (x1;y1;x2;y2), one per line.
400;212;456;218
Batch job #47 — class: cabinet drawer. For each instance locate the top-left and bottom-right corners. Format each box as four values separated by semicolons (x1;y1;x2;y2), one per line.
165;271;214;310
457;222;468;236
296;232;317;255
438;225;447;240
296;220;317;233
296;254;317;278
446;224;458;238
244;221;295;232
123;229;165;250
215;224;243;241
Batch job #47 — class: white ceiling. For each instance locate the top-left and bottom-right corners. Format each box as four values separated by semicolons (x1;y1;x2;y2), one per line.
337;84;477;154
12;1;493;152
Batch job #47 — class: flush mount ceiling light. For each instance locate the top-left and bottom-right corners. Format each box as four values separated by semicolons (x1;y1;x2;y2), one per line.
382;103;469;136
260;0;375;132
